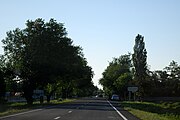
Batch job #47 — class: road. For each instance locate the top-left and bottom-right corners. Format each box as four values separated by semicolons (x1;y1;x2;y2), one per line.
0;98;139;120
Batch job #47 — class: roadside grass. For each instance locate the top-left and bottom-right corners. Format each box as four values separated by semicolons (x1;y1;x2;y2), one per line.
0;99;75;117
121;101;180;120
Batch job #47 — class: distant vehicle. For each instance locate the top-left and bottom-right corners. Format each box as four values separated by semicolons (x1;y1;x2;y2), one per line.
95;94;103;98
111;94;120;101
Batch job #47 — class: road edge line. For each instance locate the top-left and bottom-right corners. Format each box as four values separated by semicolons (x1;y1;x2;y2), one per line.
107;100;128;120
0;109;42;119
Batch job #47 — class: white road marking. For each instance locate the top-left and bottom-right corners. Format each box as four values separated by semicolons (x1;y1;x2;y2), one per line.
54;110;72;120
68;110;72;113
0;109;43;119
54;116;61;119
107;100;128;120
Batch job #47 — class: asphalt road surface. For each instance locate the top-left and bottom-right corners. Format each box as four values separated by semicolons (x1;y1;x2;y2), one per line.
0;97;139;120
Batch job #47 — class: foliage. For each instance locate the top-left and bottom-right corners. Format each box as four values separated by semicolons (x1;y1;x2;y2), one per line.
1;18;94;104
132;34;148;97
100;34;180;98
114;73;132;93
99;54;132;98
0;55;16;103
148;60;180;97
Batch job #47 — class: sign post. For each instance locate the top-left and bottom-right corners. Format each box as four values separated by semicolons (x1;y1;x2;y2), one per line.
127;86;138;101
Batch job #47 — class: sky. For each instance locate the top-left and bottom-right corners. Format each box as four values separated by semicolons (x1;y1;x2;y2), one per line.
0;0;180;88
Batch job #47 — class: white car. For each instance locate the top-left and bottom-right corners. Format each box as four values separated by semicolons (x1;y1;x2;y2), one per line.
111;94;120;101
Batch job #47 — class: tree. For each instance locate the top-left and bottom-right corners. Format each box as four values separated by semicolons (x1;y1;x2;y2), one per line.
99;54;132;99
2;18;94;104
163;61;180;96
114;73;132;99
132;34;148;97
148;61;180;97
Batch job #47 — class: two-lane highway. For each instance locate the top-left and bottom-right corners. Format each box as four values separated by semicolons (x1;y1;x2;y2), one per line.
0;98;139;120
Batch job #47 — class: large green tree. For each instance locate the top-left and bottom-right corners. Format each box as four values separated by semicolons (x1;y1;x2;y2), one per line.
99;54;132;99
2;18;94;104
132;34;148;97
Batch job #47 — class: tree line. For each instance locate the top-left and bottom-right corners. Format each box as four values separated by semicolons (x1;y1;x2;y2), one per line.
0;18;98;104
100;34;180;99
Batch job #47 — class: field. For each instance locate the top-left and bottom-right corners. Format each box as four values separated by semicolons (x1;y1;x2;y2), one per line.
121;101;180;120
0;99;74;117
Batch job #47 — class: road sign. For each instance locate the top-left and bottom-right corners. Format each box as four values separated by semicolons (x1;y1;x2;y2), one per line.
127;86;138;93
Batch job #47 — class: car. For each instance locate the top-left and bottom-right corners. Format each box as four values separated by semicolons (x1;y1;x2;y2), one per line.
111;94;120;101
95;94;103;98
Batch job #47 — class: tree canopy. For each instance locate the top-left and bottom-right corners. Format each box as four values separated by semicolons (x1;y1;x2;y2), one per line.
132;34;148;97
99;54;132;99
100;34;180;99
1;18;95;104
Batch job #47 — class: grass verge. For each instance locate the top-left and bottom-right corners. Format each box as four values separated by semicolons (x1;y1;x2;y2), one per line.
121;101;180;120
0;99;75;117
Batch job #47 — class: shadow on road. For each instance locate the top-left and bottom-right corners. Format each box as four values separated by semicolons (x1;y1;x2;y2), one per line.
45;98;124;112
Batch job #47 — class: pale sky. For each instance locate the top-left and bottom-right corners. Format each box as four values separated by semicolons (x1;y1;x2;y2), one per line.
0;0;180;88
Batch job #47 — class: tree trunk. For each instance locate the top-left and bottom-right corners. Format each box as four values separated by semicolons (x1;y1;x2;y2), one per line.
46;88;57;103
47;95;51;103
23;82;34;105
62;88;67;99
26;96;33;105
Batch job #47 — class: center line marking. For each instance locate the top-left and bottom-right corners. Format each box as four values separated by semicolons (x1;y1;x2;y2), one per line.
107;100;128;120
54;116;61;119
